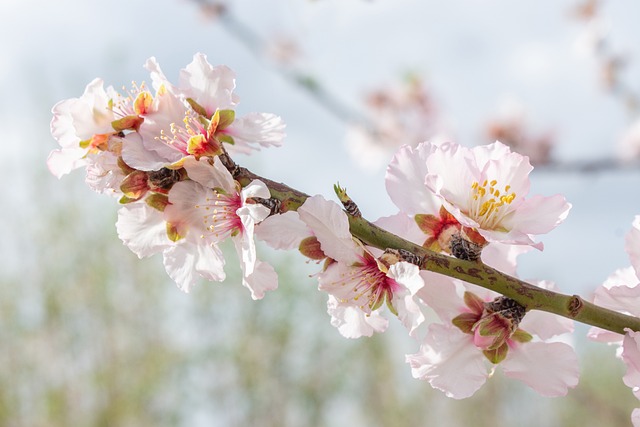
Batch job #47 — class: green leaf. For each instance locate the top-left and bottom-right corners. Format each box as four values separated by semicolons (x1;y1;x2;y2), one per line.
146;193;170;212
451;312;479;334
111;115;143;132
186;98;208;116
483;343;509;364
118;195;139;204
218;134;235;145
511;328;533;343
217;109;235;130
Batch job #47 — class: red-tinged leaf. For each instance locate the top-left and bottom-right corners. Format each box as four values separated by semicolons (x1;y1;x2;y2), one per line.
120;170;149;199
464;291;485;314
415;213;440;235
299;236;326;260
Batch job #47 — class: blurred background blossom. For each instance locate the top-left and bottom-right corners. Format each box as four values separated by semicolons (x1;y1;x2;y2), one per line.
2;0;640;425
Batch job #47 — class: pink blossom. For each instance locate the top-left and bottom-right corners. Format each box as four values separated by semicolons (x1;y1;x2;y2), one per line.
297;195;425;337
386;142;468;255
386;141;550;261
84;150;126;197
422;140;570;249
127;85;220;170
177;53;239;115
409;278;578;398
125;55;285;171
254;211;311;251
175;157;278;299
48;79;117;178
116;196;226;293
178;54;285;153
48;77;153;178
50;54;285;299
116;156;277;298
326;295;389;338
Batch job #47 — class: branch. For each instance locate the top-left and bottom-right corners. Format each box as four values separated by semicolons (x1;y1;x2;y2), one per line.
190;0;370;128
224;154;640;335
193;0;640;174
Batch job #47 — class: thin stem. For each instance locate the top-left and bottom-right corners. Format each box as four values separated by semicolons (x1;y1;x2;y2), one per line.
191;0;370;128
230;162;640;335
192;0;640;174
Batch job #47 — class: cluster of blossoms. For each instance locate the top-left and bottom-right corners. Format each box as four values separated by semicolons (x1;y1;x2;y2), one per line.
49;54;640;423
48;53;286;296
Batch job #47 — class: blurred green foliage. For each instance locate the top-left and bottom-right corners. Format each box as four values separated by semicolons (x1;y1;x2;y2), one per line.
0;173;637;427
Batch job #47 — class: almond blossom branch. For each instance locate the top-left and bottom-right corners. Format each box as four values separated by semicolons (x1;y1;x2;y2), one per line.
47;51;640;424
227;158;640;335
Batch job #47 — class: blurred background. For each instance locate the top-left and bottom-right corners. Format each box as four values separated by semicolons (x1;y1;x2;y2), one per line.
2;0;640;425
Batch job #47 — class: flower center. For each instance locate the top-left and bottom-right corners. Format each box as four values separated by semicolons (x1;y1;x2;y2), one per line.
337;252;400;313
468;179;516;229
157;109;208;155
198;191;244;240
111;81;153;118
452;293;531;364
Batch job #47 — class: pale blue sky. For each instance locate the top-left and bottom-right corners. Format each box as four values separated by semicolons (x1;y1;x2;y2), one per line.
2;0;640;295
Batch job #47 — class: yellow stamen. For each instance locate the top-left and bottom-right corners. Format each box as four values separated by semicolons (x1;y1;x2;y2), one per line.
469;179;517;229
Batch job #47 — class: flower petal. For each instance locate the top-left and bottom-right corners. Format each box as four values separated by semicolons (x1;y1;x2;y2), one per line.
502;194;571;236
633;408;640;427
241;179;271;202
480;242;532;276
416;273;464;322
116;204;171;258
241;259;278;300
46;147;88;178
224;112;286;154
593;267;640;317
374;212;426;247
162;239;226;293
406;323;488;399
501;341;579;397
179;53;238;115
121;133;169;172
626;216;640;278
327;295;389;338
385;142;441;215
255;211;310;250
622;330;640;399
297;195;360;265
